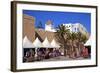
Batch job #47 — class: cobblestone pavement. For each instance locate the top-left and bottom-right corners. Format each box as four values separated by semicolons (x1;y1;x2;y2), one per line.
41;56;90;62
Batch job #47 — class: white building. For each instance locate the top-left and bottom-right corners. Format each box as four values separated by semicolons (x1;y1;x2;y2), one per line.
63;23;89;38
45;20;56;32
45;20;89;38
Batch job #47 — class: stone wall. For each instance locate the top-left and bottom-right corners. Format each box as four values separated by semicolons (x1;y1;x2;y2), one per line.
23;14;35;42
35;29;56;42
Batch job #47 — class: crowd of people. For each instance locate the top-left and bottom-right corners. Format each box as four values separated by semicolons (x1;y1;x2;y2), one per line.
23;46;90;62
23;48;62;62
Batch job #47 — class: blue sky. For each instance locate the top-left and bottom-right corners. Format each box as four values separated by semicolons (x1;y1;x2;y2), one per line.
23;10;91;33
